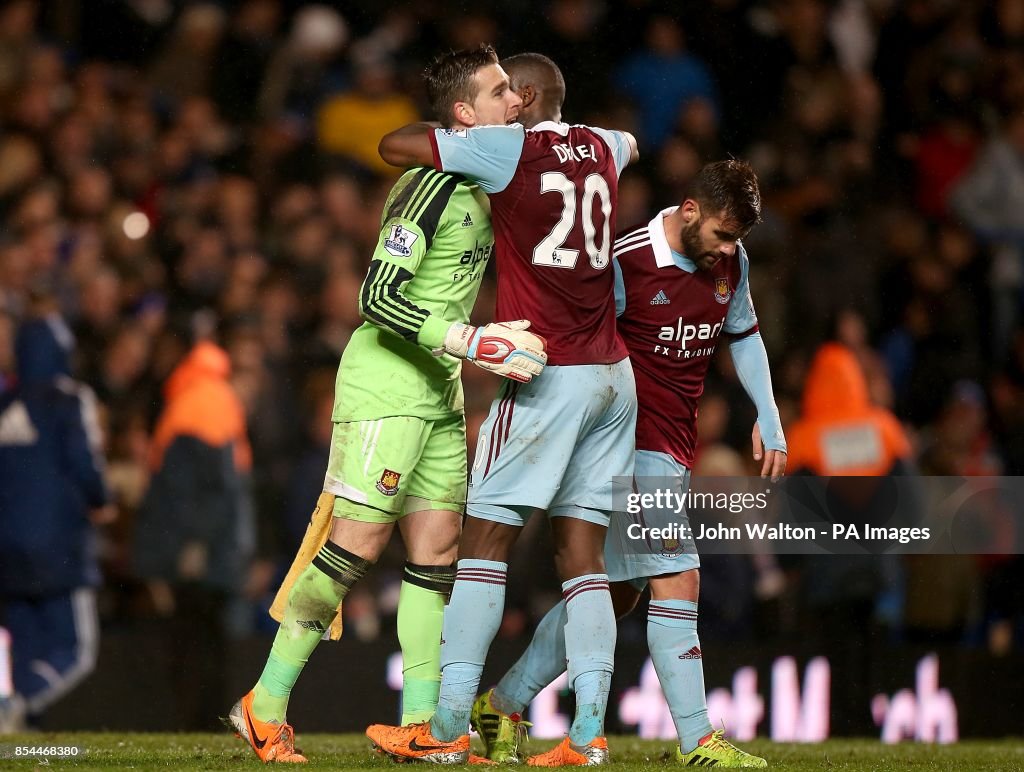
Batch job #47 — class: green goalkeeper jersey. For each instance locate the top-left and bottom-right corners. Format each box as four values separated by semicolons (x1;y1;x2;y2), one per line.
333;167;493;422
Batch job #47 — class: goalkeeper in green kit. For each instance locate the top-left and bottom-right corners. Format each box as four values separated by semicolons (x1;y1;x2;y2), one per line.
227;45;545;763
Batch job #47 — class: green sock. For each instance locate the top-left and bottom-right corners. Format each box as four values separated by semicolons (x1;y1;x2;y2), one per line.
252;541;370;722
398;563;455;724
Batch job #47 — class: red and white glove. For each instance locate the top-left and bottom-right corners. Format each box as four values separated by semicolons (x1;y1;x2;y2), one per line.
441;320;548;383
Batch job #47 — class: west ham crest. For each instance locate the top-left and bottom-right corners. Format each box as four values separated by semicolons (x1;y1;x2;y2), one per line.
660;537;685;557
714;277;731;304
376;469;401;496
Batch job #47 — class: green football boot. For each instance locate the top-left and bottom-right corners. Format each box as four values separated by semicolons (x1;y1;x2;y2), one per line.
675;730;767;768
470;689;531;763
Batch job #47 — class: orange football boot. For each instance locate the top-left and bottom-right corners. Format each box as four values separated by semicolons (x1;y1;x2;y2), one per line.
366;721;470;764
226;690;307;763
527;736;609;766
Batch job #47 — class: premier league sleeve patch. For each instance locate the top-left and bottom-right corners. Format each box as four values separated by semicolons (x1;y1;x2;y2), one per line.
383;224;419;258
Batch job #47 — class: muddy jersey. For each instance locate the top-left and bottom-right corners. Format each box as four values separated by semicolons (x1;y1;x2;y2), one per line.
613;207;758;467
334;168;493;422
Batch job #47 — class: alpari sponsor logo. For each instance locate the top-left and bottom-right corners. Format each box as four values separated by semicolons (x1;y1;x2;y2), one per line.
459;241;493;267
654;315;725;358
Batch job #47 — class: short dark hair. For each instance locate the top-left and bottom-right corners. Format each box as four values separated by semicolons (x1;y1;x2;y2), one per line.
688;159;762;235
500;52;566;109
423;44;499;125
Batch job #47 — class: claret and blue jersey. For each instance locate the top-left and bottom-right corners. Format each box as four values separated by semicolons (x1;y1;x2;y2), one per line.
612;206;759;468
430;121;634;366
431;120;640;523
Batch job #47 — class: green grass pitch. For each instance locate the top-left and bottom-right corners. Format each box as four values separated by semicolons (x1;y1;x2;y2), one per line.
1;733;1021;770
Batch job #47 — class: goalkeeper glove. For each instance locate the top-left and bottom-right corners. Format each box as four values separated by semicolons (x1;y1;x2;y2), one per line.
441;320;547;383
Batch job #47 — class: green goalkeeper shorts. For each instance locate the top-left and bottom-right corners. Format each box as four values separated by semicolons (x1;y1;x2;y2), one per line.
323;413;467;523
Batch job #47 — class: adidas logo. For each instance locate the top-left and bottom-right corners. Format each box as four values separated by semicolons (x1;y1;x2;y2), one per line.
462;213;473;227
650;290;670;305
0;401;39;445
297;619;326;634
678;645;702;660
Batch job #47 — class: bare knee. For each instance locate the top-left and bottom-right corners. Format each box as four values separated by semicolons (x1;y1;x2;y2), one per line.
328;515;392;563
551;517;607;581
400;509;461;565
610;581;642;618
648;569;700;602
458;516;519;562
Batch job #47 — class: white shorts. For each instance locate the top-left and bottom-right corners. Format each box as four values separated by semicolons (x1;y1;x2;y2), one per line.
467;360;637;527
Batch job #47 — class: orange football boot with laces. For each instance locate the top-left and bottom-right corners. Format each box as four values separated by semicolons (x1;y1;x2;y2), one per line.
527;736;609;766
366;721;471;764
226;690;307;763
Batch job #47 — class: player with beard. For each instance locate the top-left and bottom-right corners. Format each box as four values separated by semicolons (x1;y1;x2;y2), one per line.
470;160;786;768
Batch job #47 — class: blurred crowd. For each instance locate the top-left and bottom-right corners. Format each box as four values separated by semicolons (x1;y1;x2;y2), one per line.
1;0;1023;671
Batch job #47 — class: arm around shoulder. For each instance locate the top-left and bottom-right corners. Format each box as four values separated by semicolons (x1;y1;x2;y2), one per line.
378;122;442;169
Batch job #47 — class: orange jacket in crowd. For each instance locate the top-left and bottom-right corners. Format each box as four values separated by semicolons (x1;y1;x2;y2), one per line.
148;341;252;473
135;341;253;591
786;343;910;477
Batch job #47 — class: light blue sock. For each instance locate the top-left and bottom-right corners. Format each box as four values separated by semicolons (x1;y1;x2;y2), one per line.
648;600;713;752
563;574;615;745
494;600;568;714
431;559;507;741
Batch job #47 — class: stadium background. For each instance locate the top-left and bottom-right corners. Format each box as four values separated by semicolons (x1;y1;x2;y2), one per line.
0;0;1022;741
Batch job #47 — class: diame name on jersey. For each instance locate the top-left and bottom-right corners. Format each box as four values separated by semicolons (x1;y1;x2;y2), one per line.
551;142;599;164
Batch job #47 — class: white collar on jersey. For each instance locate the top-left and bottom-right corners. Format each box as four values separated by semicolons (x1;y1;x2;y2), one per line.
529;120;570;136
649;206;681;268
